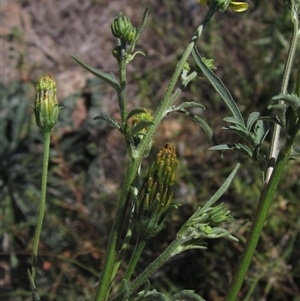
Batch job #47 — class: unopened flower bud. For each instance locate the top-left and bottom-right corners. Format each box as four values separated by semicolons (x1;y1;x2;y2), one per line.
111;12;137;44
33;74;61;133
133;143;179;238
207;203;233;227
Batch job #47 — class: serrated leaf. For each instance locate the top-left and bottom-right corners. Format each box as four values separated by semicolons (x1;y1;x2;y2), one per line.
192;47;244;125
72;55;120;91
94;114;121;130
126;108;148;120
246;112;260;131
131;120;153;136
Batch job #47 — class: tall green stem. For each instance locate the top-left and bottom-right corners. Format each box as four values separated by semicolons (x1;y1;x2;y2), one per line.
265;5;299;183
225;5;299;300
224;144;292;301
93;48;136;301
31;131;51;281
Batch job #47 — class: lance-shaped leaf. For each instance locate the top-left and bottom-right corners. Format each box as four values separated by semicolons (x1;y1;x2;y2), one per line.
94;114;121;131
209;143;253;158
71;55;120;91
246;112;260;131
169;102;206;112
192;46;244;125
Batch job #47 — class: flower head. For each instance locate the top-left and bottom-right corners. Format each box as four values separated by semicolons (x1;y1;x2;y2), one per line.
198;0;248;13
132;143;179;238
33;74;62;133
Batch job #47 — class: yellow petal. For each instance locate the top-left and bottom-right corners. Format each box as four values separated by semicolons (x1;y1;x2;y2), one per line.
229;2;249;12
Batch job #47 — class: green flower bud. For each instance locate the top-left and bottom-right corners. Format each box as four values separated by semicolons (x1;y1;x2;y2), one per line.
206;203;233;227
131;108;153;155
197;57;217;77
33;74;61;133
111;12;137;44
132;143;179;238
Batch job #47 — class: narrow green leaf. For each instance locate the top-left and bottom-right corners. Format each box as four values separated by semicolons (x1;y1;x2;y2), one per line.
192;47;244;125
126;107;147;120
259;116;283;127
252;119;269;146
131;120;153;136
246;112;260;131
272;93;300;115
27;270;41;301
94;114;121;130
170;102;206;112
223;125;253;146
223;116;245;127
176;108;218;145
201;163;240;211
71;55;120;91
209;143;252;157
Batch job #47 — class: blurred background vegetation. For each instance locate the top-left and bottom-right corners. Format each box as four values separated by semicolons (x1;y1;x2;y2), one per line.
1;0;299;300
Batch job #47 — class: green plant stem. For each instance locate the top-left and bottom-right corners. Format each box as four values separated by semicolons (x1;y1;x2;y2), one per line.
31;131;51;281
117;236;147;292
224;135;297;301
110;238;183;301
93;7;217;301
111;221;134;283
265;5;299;183
135;4;216;162
119;54;128;128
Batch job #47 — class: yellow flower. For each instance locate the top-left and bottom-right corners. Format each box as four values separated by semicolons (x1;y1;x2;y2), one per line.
198;0;249;13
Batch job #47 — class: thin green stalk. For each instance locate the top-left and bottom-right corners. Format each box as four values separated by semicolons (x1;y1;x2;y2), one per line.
224;135;297;301
93;44;134;301
119;55;128;128
111;220;134;283
117;236;146;293
265;5;299;183
31;131;51;281
110;237;183;301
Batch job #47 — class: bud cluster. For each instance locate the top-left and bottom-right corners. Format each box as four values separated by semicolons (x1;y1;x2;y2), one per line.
132;143;179;238
33;74;61;133
111;12;137;44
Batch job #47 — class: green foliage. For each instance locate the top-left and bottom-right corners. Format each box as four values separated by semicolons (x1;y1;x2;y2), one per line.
2;1;300;301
